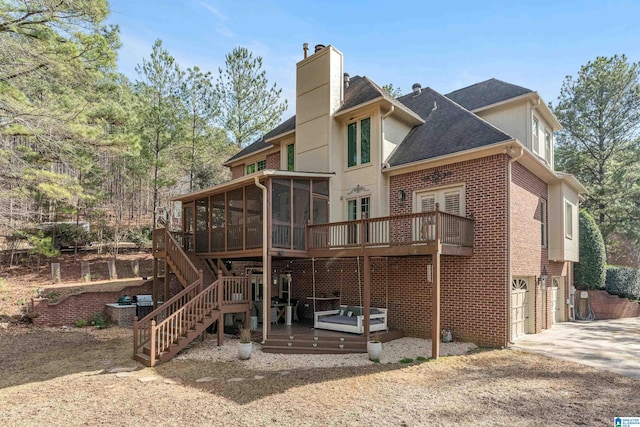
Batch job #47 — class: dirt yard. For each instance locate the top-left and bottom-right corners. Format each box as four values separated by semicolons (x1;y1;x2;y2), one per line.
0;252;153;318
1;325;638;426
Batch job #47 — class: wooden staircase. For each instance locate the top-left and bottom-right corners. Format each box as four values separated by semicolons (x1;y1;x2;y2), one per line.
134;229;251;366
262;334;367;354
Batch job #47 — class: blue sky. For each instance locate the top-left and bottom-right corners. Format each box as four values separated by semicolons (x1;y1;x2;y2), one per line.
107;0;640;113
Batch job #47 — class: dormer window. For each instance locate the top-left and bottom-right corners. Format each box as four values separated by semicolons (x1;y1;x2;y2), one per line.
532;117;539;155
347;117;371;167
246;163;256;174
257;159;266;171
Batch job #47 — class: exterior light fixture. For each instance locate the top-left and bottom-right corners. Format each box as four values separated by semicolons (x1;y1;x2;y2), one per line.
538;266;548;289
397;190;406;202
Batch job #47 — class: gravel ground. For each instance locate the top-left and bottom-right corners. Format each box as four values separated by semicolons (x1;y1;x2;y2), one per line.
2;325;639;426
175;334;477;369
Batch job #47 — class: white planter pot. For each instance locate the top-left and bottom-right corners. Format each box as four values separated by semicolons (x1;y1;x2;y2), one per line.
238;342;252;360
367;341;382;361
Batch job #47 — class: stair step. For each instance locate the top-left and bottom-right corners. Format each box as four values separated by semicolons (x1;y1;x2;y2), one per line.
261;345;366;354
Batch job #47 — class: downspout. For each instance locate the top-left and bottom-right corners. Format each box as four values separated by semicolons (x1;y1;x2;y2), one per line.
507;146;524;345
254;175;269;344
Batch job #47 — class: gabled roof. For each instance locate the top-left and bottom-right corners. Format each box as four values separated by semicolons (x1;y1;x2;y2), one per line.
337;75;388;112
388;88;513;166
335;76;424;123
225;76;406;166
445;78;533;111
224;115;296;164
226;78;519;168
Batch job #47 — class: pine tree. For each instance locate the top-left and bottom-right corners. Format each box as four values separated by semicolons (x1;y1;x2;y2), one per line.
215;47;287;148
554;55;640;255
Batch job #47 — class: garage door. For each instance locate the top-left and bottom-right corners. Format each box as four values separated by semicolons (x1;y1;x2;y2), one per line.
511;278;530;340
551;277;563;323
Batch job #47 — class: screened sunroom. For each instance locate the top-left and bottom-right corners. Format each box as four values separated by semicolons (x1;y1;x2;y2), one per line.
174;171;331;258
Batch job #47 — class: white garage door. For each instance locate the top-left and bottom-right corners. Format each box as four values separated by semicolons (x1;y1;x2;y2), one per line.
551;277;563;323
511;278;530;340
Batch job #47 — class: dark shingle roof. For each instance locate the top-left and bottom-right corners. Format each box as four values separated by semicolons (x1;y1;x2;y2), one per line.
388;88;513;166
226;77;520;168
337;75;386;112
445;78;533;111
225;115;296;163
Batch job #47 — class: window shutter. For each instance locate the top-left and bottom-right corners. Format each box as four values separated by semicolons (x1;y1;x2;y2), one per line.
420;195;435;212
443;190;461;215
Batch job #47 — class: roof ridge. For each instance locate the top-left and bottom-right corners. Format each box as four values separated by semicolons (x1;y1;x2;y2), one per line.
432;87;515;140
445;78;498;96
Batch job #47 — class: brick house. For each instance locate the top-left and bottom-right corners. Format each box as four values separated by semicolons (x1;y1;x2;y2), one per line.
136;43;585;365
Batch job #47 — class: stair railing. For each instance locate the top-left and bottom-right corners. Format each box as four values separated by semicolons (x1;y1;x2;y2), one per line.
133;272;204;363
134;227;205;364
150;279;220;362
165;229;200;286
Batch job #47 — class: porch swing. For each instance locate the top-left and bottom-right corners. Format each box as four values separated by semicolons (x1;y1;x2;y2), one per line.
312;256;389;335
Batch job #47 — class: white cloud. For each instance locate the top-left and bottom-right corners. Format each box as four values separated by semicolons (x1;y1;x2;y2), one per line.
197;1;234;38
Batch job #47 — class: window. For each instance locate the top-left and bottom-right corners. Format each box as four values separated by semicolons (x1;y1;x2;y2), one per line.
532;117;539;154
246;163;256;174
565;202;573;239
347;117;371;167
257;159;266;171
347;196;370;244
414;185;464;242
347;122;357;167
544;131;551;164
361;118;370;164
360;196;370;219
347;196;370;220
416;186;464;216
540;199;547;247
287;144;294;171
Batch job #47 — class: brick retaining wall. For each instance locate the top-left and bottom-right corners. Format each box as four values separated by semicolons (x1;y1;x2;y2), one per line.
30;280;182;327
587;290;640;319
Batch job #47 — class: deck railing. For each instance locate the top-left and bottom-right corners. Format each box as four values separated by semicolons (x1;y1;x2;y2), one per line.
306;210;474;251
221;276;251;305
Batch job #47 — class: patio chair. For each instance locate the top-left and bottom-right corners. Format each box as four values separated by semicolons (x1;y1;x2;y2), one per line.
290;298;300;322
253;301;263;324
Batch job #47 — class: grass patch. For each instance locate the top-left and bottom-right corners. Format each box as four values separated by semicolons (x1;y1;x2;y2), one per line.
416;356;428;362
89;313;107;329
399;357;414;364
467;346;496;354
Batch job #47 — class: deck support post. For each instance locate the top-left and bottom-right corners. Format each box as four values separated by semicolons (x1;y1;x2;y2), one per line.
152;258;159;310
432;252;441;359
265;254;272;336
163;261;170;304
217;268;223;346
363;255;371;340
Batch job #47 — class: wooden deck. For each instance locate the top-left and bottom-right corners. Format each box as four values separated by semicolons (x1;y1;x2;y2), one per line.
251;321;404;354
306;210;474;258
